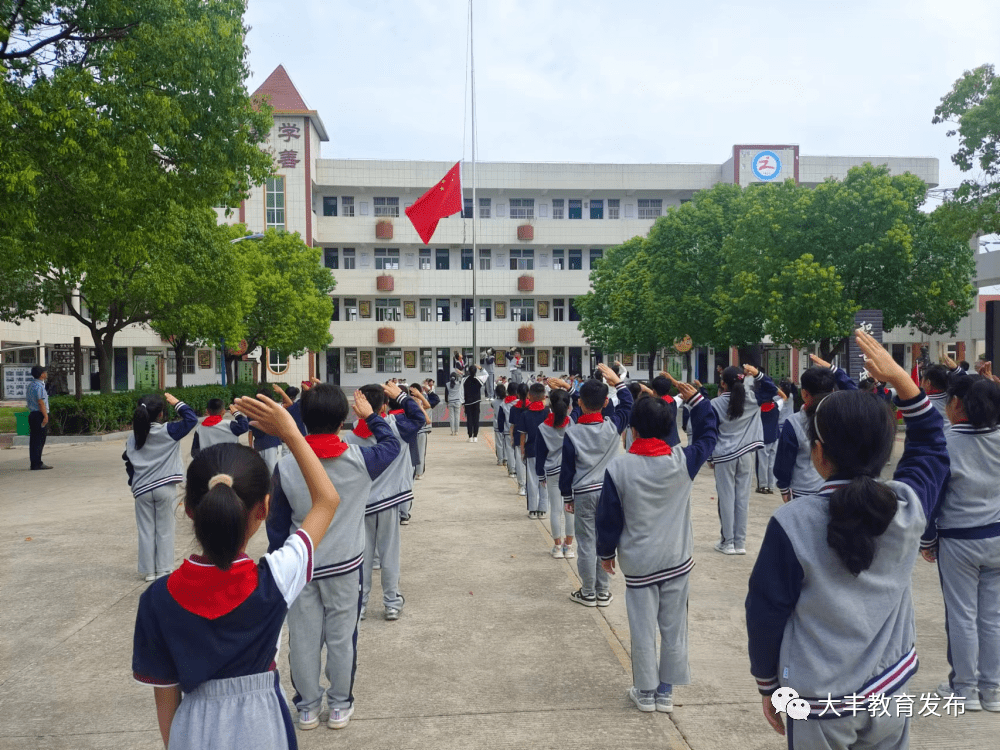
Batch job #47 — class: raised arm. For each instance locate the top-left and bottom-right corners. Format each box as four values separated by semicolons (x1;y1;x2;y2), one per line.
353;391;402;479
164;393;197;440
677;384;718;479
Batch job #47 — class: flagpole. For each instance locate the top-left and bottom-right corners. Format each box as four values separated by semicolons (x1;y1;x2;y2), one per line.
469;0;477;363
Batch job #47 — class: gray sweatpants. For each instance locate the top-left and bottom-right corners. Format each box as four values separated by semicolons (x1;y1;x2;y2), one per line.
448;403;461;433
787;697;909;750
626;575;691;690
545;478;574;541
134;484;178;576
414;431;428;477
525;458;543;512
494;430;505;463
573;490;610;596
756;441;777;488
513;442;526;490
505;437;517;476
363;506;404;610
714;453;753;548
938;536;1000;695
287;569;362;712
258;446;280;475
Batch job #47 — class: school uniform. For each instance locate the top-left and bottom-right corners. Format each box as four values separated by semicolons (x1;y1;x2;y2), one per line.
491;397;507;464
413;390;439;481
536;414;573;542
278;401;309;457
266;416;398;716
596;392;718;691
123;402;198;577
133;530;314;750
462;374;484;438
510;400;527;491
710;374;776;550
559;384;634;598
755;397;781;491
445;380;463;434
343;394;424;615
482;355;496;398
250;425;282;475
516;401;550;514
922;420;1000;703
500;395;519;477
509;356;525;385
191;412;250;459
747;392;948;749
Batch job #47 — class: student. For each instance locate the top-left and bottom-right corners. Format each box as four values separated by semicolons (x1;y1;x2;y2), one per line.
747;329;949;747
622;381;646;452
266;384;400;731
560;363;633;606
711;364;776;555
462;363;484;442
597;381;718;713
272;384;308;458
191;398;249;459
509;383;529;496
343;382;424;621
508;348;525;385
649;374;681;446
123;393;198;582
517;382;551;519
409;383;434;482
482;348;497;399
500;385;520;479
754;385;786;495
923;358;963;433
248;386;283;474
445;371;463;436
132;393;340;750
452;350;465;372
920;373;1000;712
536;388;575;558
492;383;508;466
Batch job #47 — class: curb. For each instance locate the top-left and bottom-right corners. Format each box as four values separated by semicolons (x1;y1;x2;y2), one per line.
11;430;132;447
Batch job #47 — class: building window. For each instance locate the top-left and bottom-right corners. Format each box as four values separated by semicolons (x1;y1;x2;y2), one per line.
436;298;450;322
342;196;355;217
479;248;491;270
479;198;491;218
553;298;565;322
569;298;581;322
377;348;402;373
324;248;339;269
375;298;401;322
323;196;337;217
461;248;473;270
520;347;535;372
374;248;399;270
608;198;620;219
590;200;604;220
638;198;662;219
568;199;582;220
589;249;603;269
478;298;492;322
461;298;474;322
330;298;340;321
419;298;432;322
268;349;288;375
463;198;474;219
420;348;433;372
509;248;534;270
568;249;583;270
435;248;450;270
265;176;285;230
342;248;356;269
344;298;358;321
374;197;399;217
345;348;358;373
167;349;196;375
552;249;565;270
552;346;566;372
419;248;432;270
551;198;564;220
511;298;534;322
509;198;534;220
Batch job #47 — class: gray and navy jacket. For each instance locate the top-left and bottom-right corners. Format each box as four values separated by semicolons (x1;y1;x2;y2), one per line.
774;368;856;496
710;373;776;463
498;395;517;437
516;402;550;460
491;398;505;432
559;383;634;500
266;414;400;580
343;393;424;515
746;391;948;718
509;400;526;448
596;392;717;588
123;402;198;497
445;379;463;405
418;390;440;435
190;413;249;459
535;414;571;480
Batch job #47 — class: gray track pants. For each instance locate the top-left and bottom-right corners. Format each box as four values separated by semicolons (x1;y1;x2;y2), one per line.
756;441;777;488
448;404;461;433
287;569;363;712
258;446;280;475
363;506;404;610
525;458;543;512
573;490;609;596
714;453;753;548
626;575;690;690
135;484;178;576
513;442;526;489
938;536;1000;696
545;478;574;541
505;437;517;476
787;694;909;750
414;431;428;477
494;430;505;463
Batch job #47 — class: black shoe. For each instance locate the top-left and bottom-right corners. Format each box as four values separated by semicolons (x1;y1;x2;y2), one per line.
399;515;410;526
31;464;53;470
755;486;766;494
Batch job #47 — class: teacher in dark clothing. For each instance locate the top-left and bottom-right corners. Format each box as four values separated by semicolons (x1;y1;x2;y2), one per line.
462;364;484;442
27;365;52;470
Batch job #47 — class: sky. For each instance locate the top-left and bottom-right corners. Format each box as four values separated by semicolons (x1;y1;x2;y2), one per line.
243;0;999;203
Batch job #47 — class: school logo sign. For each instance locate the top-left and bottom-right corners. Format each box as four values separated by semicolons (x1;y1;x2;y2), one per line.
751;151;782;181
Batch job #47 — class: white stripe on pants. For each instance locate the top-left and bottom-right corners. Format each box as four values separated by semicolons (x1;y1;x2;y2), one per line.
756;440;777;488
494;430;505;463
448;404;461;433
573;490;610;597
134;484;178;575
287;569;362;711
363;506;404;610
545;477;574;541
938;536;1000;695
626;574;691;690
714;453;753;548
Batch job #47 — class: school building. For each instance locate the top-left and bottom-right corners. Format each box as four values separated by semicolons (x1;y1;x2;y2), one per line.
1;64;985;398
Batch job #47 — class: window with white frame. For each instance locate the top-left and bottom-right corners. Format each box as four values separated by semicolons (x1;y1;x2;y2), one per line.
420;348;433;372
479;248;491;270
520;347;535;372
510;298;534;322
345;348;358;373
375;298;401;322
342;248;356;269
436;298;450;322
463;199;474;219
568;249;583;270
478;298;492;322
509;198;534;220
638;198;663;219
509;248;534;270
551;198;564;220
266;177;285;230
552;346;566;372
268;349;289;374
167;349;196;375
341;196;355;217
374;197;399;217
552;249;565;270
344;298;359;321
607;198;620;219
553;298;565;322
374;248;399;270
419;298;432;322
376;348;402;373
479;198;491;218
419;248;431;270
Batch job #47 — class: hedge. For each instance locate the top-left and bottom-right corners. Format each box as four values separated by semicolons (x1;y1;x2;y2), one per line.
47;383;288;435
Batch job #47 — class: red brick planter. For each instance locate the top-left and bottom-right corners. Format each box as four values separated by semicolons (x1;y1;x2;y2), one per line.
377;327;395;344
376;220;393;240
517;274;534;292
518;325;535;344
376;274;394;292
517;224;534;241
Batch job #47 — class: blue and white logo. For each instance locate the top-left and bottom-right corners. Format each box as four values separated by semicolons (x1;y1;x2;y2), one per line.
751;150;782;181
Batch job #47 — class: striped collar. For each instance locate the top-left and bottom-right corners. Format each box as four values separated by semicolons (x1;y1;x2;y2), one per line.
928;391;947;400
817;479;852;496
951;423;999;434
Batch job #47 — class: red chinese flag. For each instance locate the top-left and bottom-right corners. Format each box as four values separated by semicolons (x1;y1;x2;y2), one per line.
405;162;463;244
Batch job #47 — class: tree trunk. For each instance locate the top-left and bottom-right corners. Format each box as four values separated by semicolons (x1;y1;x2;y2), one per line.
819;336;850;362
91;329;116;395
172;339;187;389
259;352;268;384
226;355;238;386
648;349;656;381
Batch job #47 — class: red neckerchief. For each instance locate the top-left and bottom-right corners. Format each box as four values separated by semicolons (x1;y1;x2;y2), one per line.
202;415;223;427
527;401;546;411
661;394;675;405
352;419;373;439
504;395;518;404
388;409;404;416
168;555;257;620
760;401;777;413
305;434;349;458
578;413;604;425
543;414;570;428
629;438;673;456
514;400;526;409
927;388;944;395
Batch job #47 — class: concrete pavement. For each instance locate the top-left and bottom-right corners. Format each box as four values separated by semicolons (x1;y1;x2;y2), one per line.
0;427;996;749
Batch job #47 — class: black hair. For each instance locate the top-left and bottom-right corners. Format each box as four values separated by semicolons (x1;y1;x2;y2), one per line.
579;378;609;411
300;383;349;434
516;382;528;400
800;366;837;398
206;398;225;414
133;394;165;450
959;361;970;372
359;383;385;415
650;375;672;397
720;366;746;420
495;383;507;400
630;395;676;440
947;374;1000;429
185;443;270;570
858;379;876;393
627;381;643;401
31;365;46;378
779;378;793;394
285;386;300;402
921;364;949;392
548;388;570;425
256;385;273;398
466;364;477;377
807;390;898;577
449;372;459;387
528;382;546;401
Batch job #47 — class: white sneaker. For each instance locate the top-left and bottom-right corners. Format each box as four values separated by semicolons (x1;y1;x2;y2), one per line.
982;687;1000;712
298;707;320;730
144;573;156;582
714;541;738;555
551;545;565;559
734;546;747;555
468;437;473;443
562;544;575;559
327;704;354;729
628;686;656;712
518;487;526;496
937;681;982;711
474;436;478;442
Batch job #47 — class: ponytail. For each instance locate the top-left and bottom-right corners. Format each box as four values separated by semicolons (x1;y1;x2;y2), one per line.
549;388;570;425
948;374;1000;429
721;366;745;420
133;394;165;450
193;483;250;570
826;476;898;576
